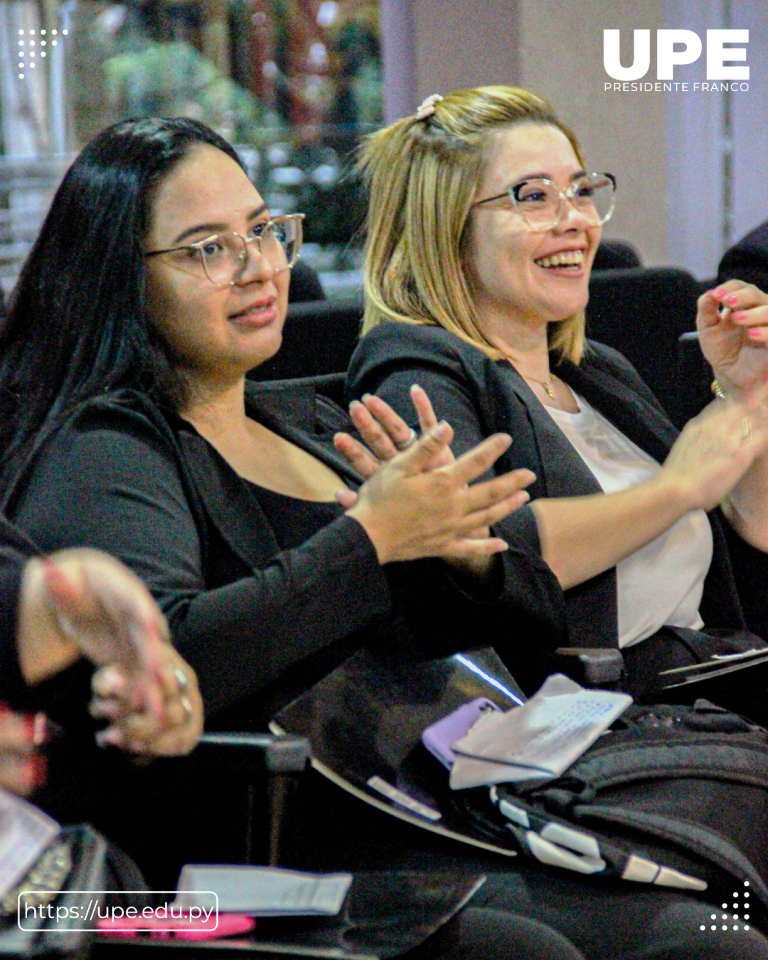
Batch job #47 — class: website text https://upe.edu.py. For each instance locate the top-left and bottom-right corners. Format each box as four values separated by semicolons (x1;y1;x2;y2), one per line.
17;891;219;933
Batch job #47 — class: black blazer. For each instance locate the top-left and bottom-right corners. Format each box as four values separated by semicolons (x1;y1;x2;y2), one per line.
347;322;749;649
7;377;566;725
0;516;38;705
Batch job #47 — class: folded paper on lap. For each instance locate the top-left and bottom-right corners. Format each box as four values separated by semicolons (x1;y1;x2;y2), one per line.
449;675;632;789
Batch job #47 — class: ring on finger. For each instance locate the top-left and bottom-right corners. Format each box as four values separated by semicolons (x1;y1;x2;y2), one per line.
174;668;189;691
180;696;194;722
742;417;753;444
395;428;418;452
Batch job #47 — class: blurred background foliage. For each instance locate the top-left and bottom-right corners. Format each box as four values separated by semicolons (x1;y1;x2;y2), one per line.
0;0;382;297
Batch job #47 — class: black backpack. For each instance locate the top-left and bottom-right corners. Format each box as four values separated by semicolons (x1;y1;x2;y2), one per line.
456;700;768;927
275;648;768;927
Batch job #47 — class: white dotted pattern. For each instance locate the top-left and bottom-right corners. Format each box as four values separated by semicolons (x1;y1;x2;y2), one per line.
16;27;65;78
700;882;750;933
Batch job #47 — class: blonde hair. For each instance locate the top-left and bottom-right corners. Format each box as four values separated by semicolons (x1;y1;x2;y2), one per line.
359;85;587;364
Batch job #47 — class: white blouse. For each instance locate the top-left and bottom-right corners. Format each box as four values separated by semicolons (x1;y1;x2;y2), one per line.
545;393;713;649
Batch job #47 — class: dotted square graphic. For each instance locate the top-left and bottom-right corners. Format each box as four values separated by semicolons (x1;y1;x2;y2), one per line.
700;881;750;933
16;27;67;79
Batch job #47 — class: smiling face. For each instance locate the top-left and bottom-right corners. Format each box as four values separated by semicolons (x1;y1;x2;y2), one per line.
143;144;290;387
463;123;601;344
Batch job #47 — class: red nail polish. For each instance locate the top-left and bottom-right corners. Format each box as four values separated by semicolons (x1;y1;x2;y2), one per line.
748;328;762;339
732;311;747;321
726;294;738;305
711;287;727;298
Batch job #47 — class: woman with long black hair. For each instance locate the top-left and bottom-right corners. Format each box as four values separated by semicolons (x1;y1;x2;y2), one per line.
2;116;767;959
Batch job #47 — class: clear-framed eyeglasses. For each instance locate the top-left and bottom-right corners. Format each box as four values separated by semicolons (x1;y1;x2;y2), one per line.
145;214;305;287
473;173;616;233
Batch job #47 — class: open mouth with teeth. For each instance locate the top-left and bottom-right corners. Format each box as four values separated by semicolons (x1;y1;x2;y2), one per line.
534;250;586;269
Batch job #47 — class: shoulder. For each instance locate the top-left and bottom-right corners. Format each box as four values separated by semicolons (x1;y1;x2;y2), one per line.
8;389;183;507
349;322;492;386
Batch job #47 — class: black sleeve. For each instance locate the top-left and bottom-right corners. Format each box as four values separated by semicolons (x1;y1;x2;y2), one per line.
11;409;392;716
347;326;568;660
0;550;28;706
718;222;768;292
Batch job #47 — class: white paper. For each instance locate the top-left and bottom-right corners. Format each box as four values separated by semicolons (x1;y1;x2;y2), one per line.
175;865;353;915
0;787;60;899
450;674;632;789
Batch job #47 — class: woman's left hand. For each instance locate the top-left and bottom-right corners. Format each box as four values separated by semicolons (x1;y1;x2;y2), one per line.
333;385;453;507
89;645;203;756
698;280;768;395
335;386;505;580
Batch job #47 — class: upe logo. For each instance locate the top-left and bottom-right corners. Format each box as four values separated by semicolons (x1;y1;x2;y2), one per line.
604;29;748;81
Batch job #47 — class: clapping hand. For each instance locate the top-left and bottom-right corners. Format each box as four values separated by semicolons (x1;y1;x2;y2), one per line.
333;385;454;505
18;550;203;758
334;386;534;577
698;280;768;395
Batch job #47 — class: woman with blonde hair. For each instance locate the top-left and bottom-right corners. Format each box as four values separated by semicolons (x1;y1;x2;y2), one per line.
347;85;768;698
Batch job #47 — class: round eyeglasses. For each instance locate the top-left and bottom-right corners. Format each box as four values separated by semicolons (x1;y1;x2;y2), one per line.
145;214;304;287
473;173;616;233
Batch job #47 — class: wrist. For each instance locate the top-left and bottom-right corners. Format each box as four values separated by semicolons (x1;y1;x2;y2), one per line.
711;374;746;402
651;469;699;515
17;559;79;685
345;505;393;564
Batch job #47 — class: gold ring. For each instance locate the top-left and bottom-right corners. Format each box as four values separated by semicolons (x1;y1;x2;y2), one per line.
180;696;194;721
742;417;753;444
174;668;189;690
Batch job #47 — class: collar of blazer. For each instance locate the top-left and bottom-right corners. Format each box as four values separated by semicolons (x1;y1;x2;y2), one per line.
496;343;678;501
173;377;362;570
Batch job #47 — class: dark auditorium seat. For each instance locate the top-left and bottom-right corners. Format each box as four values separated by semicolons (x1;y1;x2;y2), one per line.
585;266;701;427
289;258;326;303
252;268;703;431
248;295;364;382
677;331;714;424
592;239;642;271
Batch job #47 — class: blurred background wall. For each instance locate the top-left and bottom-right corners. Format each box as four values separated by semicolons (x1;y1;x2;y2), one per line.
1;0;768;296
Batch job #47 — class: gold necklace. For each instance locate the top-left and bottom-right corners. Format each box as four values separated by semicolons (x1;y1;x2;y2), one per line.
521;374;556;399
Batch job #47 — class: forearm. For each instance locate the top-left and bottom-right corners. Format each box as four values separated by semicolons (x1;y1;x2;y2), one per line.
722;452;768;551
16;558;80;685
531;474;693;589
169;516;392;715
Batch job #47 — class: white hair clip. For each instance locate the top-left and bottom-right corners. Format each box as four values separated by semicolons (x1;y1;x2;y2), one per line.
416;94;443;120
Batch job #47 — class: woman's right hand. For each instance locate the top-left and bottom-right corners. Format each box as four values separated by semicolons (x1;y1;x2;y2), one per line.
346;420;535;563
658;392;768;511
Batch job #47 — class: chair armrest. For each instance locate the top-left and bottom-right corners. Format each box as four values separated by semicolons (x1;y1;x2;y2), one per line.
554;647;624;687
195;732;311;775
186;733;311;865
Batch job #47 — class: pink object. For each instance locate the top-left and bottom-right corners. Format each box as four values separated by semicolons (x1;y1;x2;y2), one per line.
97;910;256;941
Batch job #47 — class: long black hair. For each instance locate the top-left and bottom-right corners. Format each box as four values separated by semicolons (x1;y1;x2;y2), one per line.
0;117;244;498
